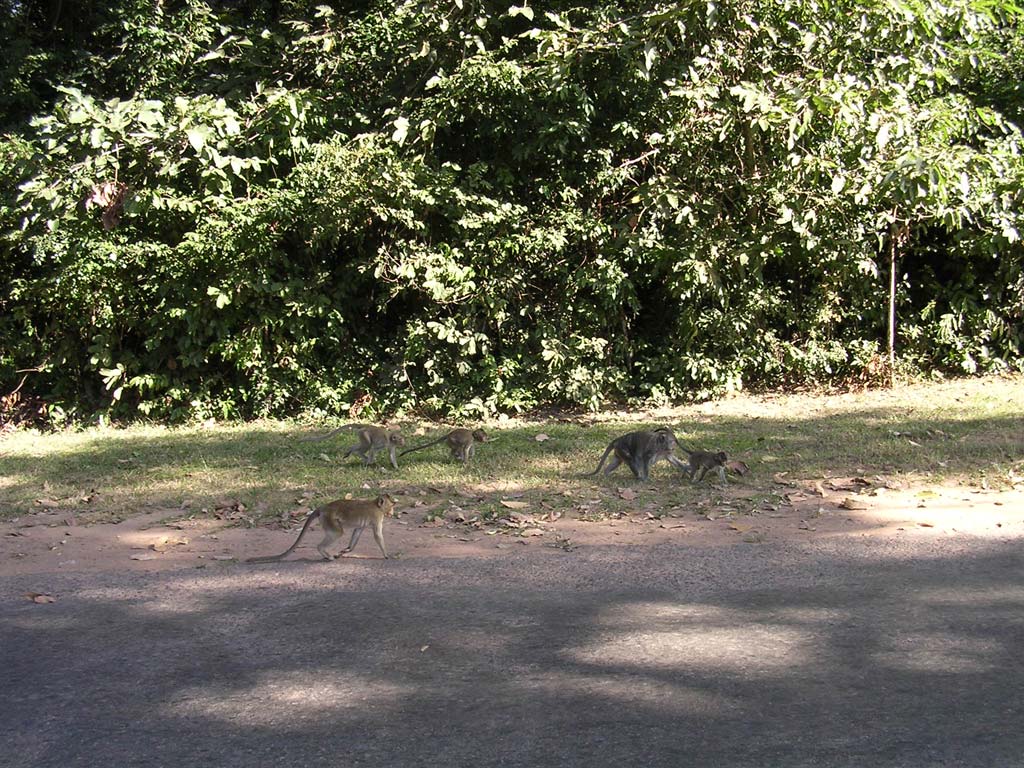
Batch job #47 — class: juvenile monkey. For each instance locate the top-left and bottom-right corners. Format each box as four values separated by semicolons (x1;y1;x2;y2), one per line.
342;427;405;470
399;428;487;463
247;495;396;563
588;428;688;482
680;446;729;484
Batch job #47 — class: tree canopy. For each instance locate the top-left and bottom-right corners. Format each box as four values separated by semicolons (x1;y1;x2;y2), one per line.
2;0;1022;421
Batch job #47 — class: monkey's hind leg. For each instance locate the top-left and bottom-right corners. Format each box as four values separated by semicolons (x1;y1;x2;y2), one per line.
316;527;344;560
602;455;623;476
340;520;368;555
623;454;647;481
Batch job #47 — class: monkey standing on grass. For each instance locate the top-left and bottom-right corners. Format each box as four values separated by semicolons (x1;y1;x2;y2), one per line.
399;428;488;463
300;425;405;470
588;428;689;481
680;446;730;483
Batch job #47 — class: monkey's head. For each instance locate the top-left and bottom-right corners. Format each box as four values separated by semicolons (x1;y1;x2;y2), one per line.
472;429;487;442
389;433;406;446
376;494;399;516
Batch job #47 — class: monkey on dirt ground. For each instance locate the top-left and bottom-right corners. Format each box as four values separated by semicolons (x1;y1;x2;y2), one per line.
247;495;396;562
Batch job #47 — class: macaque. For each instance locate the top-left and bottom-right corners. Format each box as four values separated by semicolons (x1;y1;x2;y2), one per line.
342;427;405;470
588;428;688;482
247;495;396;563
399;428;488;463
680;447;729;483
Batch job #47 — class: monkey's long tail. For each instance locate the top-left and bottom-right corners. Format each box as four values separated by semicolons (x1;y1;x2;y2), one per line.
398;435;448;457
585;445;615;476
246;510;320;563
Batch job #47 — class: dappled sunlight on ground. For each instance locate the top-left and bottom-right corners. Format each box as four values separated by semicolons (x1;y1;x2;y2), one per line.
526;668;739;712
565;601;814;674
165;671;414;726
843;486;1024;538
872;632;1003;674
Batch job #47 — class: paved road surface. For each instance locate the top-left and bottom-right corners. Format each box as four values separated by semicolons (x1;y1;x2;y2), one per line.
3;533;1024;767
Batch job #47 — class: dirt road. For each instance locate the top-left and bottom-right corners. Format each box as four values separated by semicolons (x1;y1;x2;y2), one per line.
3;486;1024;767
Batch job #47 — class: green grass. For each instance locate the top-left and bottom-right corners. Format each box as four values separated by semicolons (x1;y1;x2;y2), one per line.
1;376;1021;525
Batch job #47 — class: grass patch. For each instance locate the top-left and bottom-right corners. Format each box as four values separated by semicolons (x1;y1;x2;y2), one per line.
0;376;1021;525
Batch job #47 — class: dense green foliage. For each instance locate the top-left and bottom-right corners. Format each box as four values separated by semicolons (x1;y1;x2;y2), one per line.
2;0;1023;421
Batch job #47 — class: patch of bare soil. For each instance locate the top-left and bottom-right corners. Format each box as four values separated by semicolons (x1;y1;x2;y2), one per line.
3;481;1022;578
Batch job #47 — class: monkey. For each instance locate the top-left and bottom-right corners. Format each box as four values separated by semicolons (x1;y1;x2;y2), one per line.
247;495;396;563
341;427;405;470
680;446;730;484
301;425;404;469
588;428;689;482
399;428;488;463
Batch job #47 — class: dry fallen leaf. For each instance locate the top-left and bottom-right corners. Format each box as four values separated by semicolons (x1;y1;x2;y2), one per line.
520;528;545;537
25;592;56;604
534;433;550;442
725;460;750;476
149;535;189;552
840;497;869;510
500;500;530;509
618;488;637;501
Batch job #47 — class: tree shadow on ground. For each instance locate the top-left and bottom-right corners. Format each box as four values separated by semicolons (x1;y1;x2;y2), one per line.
4;536;1024;767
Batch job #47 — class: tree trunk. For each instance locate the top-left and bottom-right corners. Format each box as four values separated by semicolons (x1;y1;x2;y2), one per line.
888;231;897;389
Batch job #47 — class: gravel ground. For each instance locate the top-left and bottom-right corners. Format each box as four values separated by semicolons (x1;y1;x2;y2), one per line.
4;494;1024;768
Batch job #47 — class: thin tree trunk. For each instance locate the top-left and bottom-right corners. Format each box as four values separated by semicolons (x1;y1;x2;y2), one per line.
888;232;896;388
